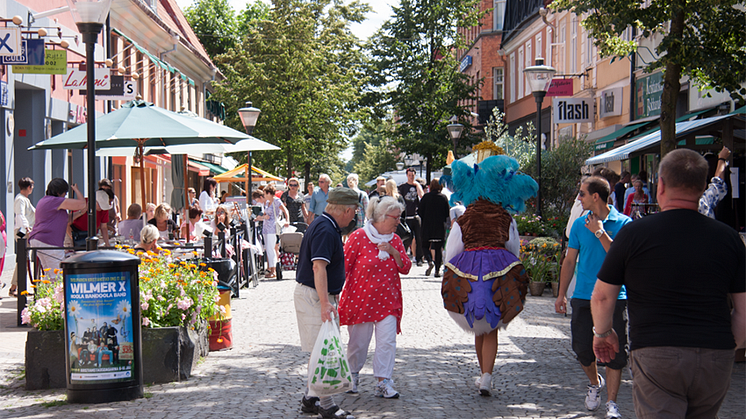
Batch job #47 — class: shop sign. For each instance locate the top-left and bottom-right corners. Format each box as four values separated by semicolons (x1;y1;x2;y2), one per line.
553;97;593;124
636;72;663;119
547;79;574;97
460;55;472;72
95;76;136;101
0;81;8;108
0;39;45;65
0;28;22;56
599;87;623;118
64;68;111;90
12;50;67;74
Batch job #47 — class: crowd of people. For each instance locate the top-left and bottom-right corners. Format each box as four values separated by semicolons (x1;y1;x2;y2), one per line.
0;148;743;419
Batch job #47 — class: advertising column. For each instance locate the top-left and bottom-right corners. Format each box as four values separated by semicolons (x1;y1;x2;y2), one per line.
62;251;143;403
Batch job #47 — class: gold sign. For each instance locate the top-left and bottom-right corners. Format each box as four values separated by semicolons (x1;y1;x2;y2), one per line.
12;50;67;75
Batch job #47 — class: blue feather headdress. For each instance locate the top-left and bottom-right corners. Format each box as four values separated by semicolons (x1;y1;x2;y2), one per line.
446;156;538;214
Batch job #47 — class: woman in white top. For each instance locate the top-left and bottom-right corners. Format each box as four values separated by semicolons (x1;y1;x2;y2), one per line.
199;178;219;215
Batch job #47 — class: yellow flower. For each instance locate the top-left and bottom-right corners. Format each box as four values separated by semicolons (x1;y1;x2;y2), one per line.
199;263;207;267
192;251;199;256
136;251;144;256
168;263;177;268
115;244;123;249
127;249;136;254
32;279;41;283
54;268;61;275
20;290;29;295
41;280;51;284
44;268;51;272
162;249;171;256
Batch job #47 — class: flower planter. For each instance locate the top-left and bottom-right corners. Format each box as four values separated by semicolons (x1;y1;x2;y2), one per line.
529;281;546;296
551;282;560;297
25;326;209;390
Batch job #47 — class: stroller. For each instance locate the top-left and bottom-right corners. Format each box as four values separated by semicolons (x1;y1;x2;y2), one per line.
276;222;307;281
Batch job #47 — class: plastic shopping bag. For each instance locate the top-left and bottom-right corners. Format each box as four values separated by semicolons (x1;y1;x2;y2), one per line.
307;316;352;397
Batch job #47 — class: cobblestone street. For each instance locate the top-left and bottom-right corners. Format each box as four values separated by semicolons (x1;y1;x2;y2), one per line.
1;264;744;418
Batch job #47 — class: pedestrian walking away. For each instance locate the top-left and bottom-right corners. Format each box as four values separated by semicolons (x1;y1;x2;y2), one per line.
294;188;360;419
339;196;411;398
441;155;536;396
417;178;450;277
398;168;424;265
555;175;632;418
592;149;746;419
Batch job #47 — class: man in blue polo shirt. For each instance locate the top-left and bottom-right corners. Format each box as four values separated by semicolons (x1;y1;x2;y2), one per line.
554;176;632;419
308;173;332;223
295;188;359;419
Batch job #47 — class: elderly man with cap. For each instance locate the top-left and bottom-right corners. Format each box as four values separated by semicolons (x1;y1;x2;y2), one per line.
294;188;359;419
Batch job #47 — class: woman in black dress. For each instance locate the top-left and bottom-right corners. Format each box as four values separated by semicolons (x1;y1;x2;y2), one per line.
417;178;450;277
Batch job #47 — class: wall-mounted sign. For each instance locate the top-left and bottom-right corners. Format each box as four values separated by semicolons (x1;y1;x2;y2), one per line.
635;71;663;119
599;87;623;118
0;28;22;56
0;39;45;65
547;78;574;97
96;76;136;101
460;55;473;72
64;68;111;90
12;50;67;74
0;81;8;108
553;97;593;124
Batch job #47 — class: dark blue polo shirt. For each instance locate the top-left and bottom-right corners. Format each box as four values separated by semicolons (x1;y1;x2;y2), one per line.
295;212;345;294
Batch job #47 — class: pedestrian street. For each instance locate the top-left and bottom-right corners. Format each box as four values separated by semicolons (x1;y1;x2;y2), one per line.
0;264;743;418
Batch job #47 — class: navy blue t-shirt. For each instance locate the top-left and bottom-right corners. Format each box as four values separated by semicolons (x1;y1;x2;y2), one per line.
295;212;346;295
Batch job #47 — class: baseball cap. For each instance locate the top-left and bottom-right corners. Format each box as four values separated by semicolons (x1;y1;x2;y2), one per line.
327;188;362;207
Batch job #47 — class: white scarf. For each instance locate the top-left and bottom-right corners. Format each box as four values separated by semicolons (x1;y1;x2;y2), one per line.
363;221;395;260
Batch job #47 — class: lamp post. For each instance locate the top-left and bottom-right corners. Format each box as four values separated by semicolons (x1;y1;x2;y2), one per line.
447;122;465;157
66;0;113;251
238;102;261;202
523;57;556;217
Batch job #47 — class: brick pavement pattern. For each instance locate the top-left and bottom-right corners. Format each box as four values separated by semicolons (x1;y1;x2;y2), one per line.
0;265;744;418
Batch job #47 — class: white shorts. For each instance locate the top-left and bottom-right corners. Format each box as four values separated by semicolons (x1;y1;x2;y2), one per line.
294;282;339;352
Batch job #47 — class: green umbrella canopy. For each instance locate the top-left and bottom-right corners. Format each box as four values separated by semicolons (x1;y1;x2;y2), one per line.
29;100;250;151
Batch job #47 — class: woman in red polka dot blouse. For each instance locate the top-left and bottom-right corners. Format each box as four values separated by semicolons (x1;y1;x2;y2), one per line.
338;196;412;399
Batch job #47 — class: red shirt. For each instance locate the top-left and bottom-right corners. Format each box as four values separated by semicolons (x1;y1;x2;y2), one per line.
72;200;109;231
338;228;411;333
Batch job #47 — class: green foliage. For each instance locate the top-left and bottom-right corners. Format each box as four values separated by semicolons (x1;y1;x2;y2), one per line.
365;0;486;176
349;118;399;184
550;0;746;155
524;137;592;217
520;237;562;283
184;0;239;58
485;108;536;171
20;270;64;331
214;0;370;180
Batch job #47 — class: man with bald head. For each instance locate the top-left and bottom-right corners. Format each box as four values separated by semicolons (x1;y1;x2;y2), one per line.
591;149;745;419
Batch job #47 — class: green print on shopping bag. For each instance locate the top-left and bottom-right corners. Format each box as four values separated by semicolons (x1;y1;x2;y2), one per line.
308;318;352;396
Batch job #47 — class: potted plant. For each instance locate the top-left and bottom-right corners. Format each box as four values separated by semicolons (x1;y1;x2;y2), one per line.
520;238;562;296
22;248;223;389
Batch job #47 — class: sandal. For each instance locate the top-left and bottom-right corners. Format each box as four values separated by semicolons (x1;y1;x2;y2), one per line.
264;273;276;279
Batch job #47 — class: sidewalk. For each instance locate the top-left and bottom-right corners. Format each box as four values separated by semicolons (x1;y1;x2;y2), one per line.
0;263;743;418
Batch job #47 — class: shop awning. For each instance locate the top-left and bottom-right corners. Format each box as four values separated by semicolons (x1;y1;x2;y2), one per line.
675;106;718;122
159;155;210;176
190;159;227;175
594;122;650;151
213;163;284;183
586;114;735;165
112;28;195;87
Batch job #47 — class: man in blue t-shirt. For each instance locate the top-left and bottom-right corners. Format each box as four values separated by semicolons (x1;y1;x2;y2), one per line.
555;176;632;419
294;188;359;419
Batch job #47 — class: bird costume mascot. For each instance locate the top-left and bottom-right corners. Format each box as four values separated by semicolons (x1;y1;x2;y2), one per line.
441;153;537;396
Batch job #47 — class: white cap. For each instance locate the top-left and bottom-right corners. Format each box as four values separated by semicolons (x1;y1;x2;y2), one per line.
96;190;112;211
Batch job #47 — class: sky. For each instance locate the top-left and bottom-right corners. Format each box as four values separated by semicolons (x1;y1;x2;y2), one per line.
174;0;396;162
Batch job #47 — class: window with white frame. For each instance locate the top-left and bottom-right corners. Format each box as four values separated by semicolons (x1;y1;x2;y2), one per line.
494;67;504;100
494;0;506;30
571;21;577;73
559;21;566;72
546;28;552;67
518;47;525;99
537;33;543;61
525;41;532;95
510;53;516;103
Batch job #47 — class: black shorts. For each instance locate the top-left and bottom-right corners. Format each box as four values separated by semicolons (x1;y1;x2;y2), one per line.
570;298;628;370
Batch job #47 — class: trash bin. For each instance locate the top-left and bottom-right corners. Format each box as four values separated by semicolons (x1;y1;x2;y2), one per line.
62;250;143;403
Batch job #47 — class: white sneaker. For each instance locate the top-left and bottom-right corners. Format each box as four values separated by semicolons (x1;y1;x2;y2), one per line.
606;400;622;418
585;373;606;411
375;378;399;399
346;372;359;394
479;372;492;396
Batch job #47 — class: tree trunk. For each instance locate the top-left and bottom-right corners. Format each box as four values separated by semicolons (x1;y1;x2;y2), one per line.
425;153;432;184
660;6;685;158
304;162;311;189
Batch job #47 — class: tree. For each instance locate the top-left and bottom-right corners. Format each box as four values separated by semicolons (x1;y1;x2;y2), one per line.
348;116;399;183
212;0;371;181
184;0;239;59
366;0;486;180
550;0;746;157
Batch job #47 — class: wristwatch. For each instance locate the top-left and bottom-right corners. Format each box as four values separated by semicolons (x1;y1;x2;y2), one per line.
594;228;605;239
593;327;613;338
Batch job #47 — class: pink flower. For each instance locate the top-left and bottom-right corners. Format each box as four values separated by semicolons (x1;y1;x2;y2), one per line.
54;284;64;304
142;317;151;326
177;298;192;311
21;308;31;324
141;301;149;311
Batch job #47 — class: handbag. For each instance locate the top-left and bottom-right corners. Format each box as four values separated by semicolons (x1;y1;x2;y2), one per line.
273;202;284;235
395;220;412;242
307;315;352;397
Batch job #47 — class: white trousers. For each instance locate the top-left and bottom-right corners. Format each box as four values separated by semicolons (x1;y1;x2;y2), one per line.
346;315;397;380
263;233;277;266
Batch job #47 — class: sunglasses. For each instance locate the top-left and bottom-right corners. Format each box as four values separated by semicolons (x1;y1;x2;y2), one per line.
289;183;299;187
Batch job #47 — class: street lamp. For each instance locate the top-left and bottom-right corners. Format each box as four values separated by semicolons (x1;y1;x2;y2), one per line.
66;0;113;251
238;101;261;202
523;57;556;217
447;122;464;157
